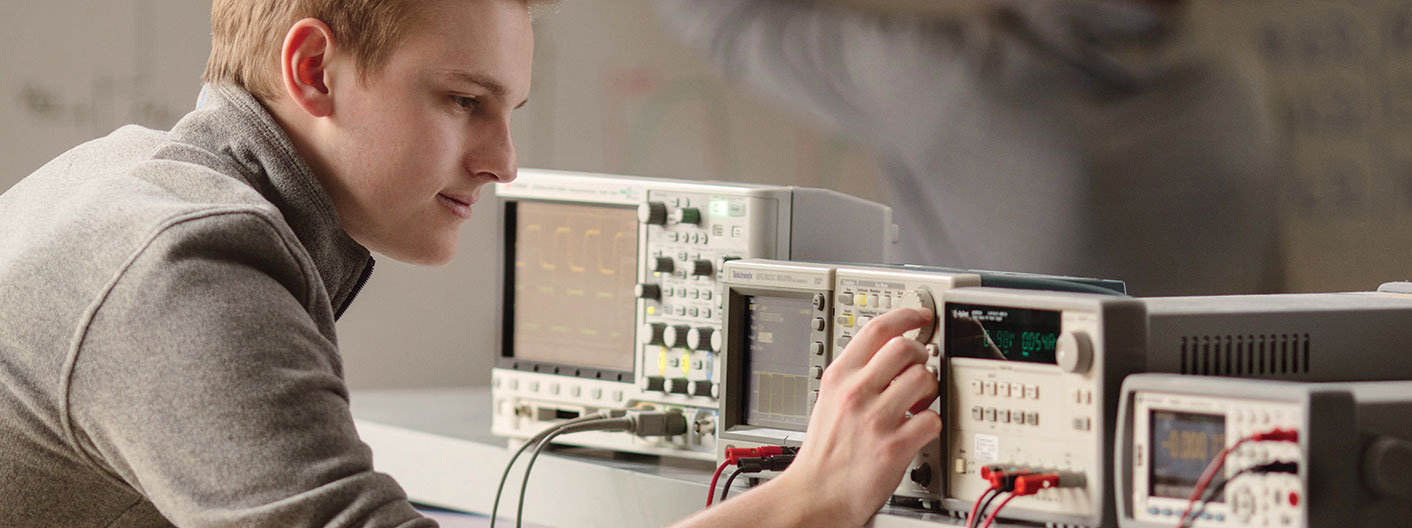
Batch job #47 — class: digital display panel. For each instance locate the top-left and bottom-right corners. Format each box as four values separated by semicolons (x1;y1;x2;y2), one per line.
1149;410;1228;500
742;295;813;430
507;201;638;372
944;303;1061;364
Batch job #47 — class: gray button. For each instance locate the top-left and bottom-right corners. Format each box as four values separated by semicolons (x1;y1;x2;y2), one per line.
592;388;603;399
812;342;825;356
838;293;854;305
1026;412;1039;426
838;335;852;348
972;406;984;420
983;408;996;422
701;290;713;300
998;409;1010;423
1074;417;1091;431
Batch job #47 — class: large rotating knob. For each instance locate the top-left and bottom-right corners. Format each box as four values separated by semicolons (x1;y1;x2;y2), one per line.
638;201;668;225
641;322;667;345
652;257;675;273
635;283;661;301
687;327;714;351
898;289;938;342
664;325;690;348
671;207;701;225
1056;331;1093;374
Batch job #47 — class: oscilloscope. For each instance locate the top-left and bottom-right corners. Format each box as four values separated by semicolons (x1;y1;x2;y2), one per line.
489;169;897;460
939;287;1412;527
1116;374;1412;528
716;259;1125;508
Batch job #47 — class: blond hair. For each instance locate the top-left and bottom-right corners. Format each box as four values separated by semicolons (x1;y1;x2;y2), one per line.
202;0;553;101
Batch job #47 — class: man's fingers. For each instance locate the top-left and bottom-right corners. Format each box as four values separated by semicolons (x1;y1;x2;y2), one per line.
878;363;938;418
895;409;943;457
834;308;931;370
859;335;928;393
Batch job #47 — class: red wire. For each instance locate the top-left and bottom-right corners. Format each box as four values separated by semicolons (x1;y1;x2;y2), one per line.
967;488;994;527
706;460;729;506
979;492;1017;528
1177;437;1247;527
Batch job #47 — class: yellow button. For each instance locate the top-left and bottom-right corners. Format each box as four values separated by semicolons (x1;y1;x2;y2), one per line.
854;293;868;307
837;314;855;327
681;356;691;376
955;458;967;474
647;306;656;315
657;348;668;373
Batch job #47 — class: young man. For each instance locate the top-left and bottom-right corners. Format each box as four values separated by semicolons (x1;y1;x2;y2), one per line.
0;1;939;527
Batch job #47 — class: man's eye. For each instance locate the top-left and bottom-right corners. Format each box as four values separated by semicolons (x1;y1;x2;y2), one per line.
452;95;479;111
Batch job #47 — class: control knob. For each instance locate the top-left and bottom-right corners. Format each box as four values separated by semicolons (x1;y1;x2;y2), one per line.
638;201;668;225
897;289;938;342
666;378;690;394
688;259;714;276
671;207;701;225
687;327;714;351
664;325;690;348
641;322;667;345
1056;331;1093;374
652;257;674;273
634;283;661;301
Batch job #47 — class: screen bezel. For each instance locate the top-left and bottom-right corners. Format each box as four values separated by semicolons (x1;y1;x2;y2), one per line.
720;285;819;441
498;199;637;382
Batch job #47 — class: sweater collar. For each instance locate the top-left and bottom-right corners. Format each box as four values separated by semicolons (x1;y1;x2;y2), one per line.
173;84;373;317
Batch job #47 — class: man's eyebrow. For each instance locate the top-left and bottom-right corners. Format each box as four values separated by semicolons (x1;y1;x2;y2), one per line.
440;69;528;108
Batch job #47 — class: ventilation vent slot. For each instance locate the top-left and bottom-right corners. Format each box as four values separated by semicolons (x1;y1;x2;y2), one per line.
1179;334;1311;377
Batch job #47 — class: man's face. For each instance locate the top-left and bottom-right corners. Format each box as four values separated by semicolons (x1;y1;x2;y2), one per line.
322;0;532;265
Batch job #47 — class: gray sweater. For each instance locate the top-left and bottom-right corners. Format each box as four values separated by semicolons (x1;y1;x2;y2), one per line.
658;0;1282;295
0;85;434;527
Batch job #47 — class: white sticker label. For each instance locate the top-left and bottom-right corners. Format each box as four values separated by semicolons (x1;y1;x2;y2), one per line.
975;434;999;462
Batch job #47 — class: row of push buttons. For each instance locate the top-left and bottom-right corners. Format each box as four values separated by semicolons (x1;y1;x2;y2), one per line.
837;292;894;309
972;380;1041;400
665;231;709;245
500;377;625;402
972;406;1040;426
834;313;872;328
662;305;713;319
664;287;714;300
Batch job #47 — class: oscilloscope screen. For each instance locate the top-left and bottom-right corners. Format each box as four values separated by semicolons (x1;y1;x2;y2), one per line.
741;294;813;431
505;200;638;372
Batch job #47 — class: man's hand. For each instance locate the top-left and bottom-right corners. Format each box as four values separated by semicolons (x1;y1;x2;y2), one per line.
670;307;941;528
772;307;942;525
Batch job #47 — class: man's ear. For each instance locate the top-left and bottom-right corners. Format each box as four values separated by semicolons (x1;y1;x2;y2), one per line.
280;18;336;118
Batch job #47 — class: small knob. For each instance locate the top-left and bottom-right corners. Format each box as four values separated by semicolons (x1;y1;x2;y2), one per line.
709;331;723;353
898;289;937;342
641;322;667;345
666;378;690;394
687;327;714;351
635;283;661;300
664;325;690;348
638;201;668;225
813;293;827;311
643;376;666;392
1056;331;1093;374
690;380;714;397
652;257;675;273
910;463;934;487
672;207;701;225
688;259;714;276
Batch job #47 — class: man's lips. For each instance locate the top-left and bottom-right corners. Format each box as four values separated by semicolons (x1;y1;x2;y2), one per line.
437;193;473;219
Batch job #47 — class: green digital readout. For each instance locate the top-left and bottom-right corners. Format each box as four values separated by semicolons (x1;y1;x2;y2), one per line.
944;303;1061;365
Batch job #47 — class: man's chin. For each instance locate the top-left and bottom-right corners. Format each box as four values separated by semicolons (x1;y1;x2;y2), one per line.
376;239;458;266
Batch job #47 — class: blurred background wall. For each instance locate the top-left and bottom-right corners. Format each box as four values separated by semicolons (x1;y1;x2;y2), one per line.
1;0;1408;389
